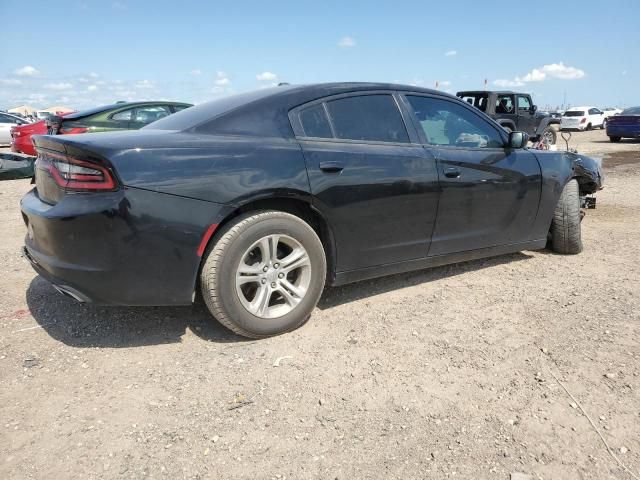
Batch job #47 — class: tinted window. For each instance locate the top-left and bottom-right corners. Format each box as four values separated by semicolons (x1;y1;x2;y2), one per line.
0;114;14;123
564;111;585;117
299;104;332;138
133;105;171;123
517;96;532;110
325;95;409;143
112;109;133;121
495;95;515;114
406;96;504;148
172;104;191;113
621;106;640;115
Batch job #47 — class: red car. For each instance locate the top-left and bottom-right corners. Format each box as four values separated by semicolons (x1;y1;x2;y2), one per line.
11;120;47;156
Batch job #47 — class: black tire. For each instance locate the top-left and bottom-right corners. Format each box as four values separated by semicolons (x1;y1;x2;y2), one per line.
586;123;592;131
601;119;607;129
551;179;583;254
609;136;621;143
200;210;326;338
540;126;557;145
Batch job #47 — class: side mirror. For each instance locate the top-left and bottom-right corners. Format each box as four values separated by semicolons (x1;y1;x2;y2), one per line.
508;131;529;149
530;105;537;113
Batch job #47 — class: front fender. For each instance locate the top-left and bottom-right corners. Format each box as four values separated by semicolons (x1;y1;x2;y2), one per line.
529;150;580;239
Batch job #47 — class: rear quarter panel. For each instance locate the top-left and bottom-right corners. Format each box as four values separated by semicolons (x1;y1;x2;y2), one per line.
107;135;311;205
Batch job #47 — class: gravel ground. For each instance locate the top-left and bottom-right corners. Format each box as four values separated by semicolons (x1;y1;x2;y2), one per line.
0;130;639;479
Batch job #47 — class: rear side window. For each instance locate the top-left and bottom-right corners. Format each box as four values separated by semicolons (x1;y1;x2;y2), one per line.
112;109;133;121
300;104;332;138
325;95;409;143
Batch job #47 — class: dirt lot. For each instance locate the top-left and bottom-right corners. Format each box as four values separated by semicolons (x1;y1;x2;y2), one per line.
1;130;639;479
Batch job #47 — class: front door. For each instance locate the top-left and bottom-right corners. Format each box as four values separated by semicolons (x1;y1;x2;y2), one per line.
516;95;537;136
291;93;440;272
402;94;542;256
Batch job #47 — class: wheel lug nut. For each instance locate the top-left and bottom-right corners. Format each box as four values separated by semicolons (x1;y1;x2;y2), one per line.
273;263;280;268
263;266;268;272
278;273;284;279
261;278;266;284
271;282;276;288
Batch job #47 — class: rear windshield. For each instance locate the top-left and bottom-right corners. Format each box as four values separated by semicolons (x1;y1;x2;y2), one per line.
145;88;287;131
621;106;640;115
564;111;585;117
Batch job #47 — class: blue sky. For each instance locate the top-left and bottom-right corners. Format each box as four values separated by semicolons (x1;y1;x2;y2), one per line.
1;0;638;110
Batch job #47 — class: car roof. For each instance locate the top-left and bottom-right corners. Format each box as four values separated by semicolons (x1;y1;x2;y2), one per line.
146;82;456;135
567;106;595;110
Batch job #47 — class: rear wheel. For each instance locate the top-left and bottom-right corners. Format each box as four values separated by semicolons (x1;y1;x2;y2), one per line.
609;136;621;143
200;211;326;338
586;123;592;131
551;179;582;254
601;118;607;129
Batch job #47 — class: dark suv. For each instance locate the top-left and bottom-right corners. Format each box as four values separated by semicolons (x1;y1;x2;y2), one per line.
457;90;559;145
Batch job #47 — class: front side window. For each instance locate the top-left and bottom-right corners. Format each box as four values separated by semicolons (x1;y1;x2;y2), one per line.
299;104;332;138
134;105;171;123
325;94;409;143
517;96;532;111
406;96;504;148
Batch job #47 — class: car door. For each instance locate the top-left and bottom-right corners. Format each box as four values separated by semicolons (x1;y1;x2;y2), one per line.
400;94;542;256
129;105;173;130
516;95;537;136
589;108;604;127
494;94;517;129
0;114;22;143
290;92;440;272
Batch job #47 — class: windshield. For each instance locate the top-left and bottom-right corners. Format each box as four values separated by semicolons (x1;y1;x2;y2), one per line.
621;106;640;115
564;111;585;117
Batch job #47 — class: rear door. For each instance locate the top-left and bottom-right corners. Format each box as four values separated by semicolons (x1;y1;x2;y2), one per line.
290;92;440;272
494;94;517;129
401;94;542;256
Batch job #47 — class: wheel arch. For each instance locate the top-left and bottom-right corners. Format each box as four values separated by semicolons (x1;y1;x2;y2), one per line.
194;194;338;295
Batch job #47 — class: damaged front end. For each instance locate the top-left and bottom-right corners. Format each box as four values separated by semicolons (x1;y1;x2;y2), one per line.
573;154;604;209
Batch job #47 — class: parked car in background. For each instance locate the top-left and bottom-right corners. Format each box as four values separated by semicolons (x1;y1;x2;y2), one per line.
560;107;605;131
22;83;603;339
46;101;192;135
34;111;54;121
11;113;73;156
0;112;30;145
456;90;559;144
606;106;640;142
601;107;623;127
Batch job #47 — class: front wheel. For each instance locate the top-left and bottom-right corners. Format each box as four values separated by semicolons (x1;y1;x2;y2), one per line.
540;126;557;145
550;179;583;254
200;211;327;338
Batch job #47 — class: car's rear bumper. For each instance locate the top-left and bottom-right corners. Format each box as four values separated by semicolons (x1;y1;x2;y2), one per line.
606;125;640;138
11;137;36;156
21;186;227;306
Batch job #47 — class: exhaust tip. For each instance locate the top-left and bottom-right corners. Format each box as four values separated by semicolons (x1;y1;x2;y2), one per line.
52;284;87;303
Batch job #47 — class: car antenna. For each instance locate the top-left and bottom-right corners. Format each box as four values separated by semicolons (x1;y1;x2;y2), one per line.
277;82;290;86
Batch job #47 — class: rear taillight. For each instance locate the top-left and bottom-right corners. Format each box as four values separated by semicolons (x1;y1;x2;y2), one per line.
580;118;586;124
59;126;89;135
36;150;116;191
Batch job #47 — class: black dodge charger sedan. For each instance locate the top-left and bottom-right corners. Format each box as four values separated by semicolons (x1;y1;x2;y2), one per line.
21;83;603;338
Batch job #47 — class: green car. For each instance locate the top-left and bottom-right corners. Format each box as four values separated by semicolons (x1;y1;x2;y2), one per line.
47;101;192;135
